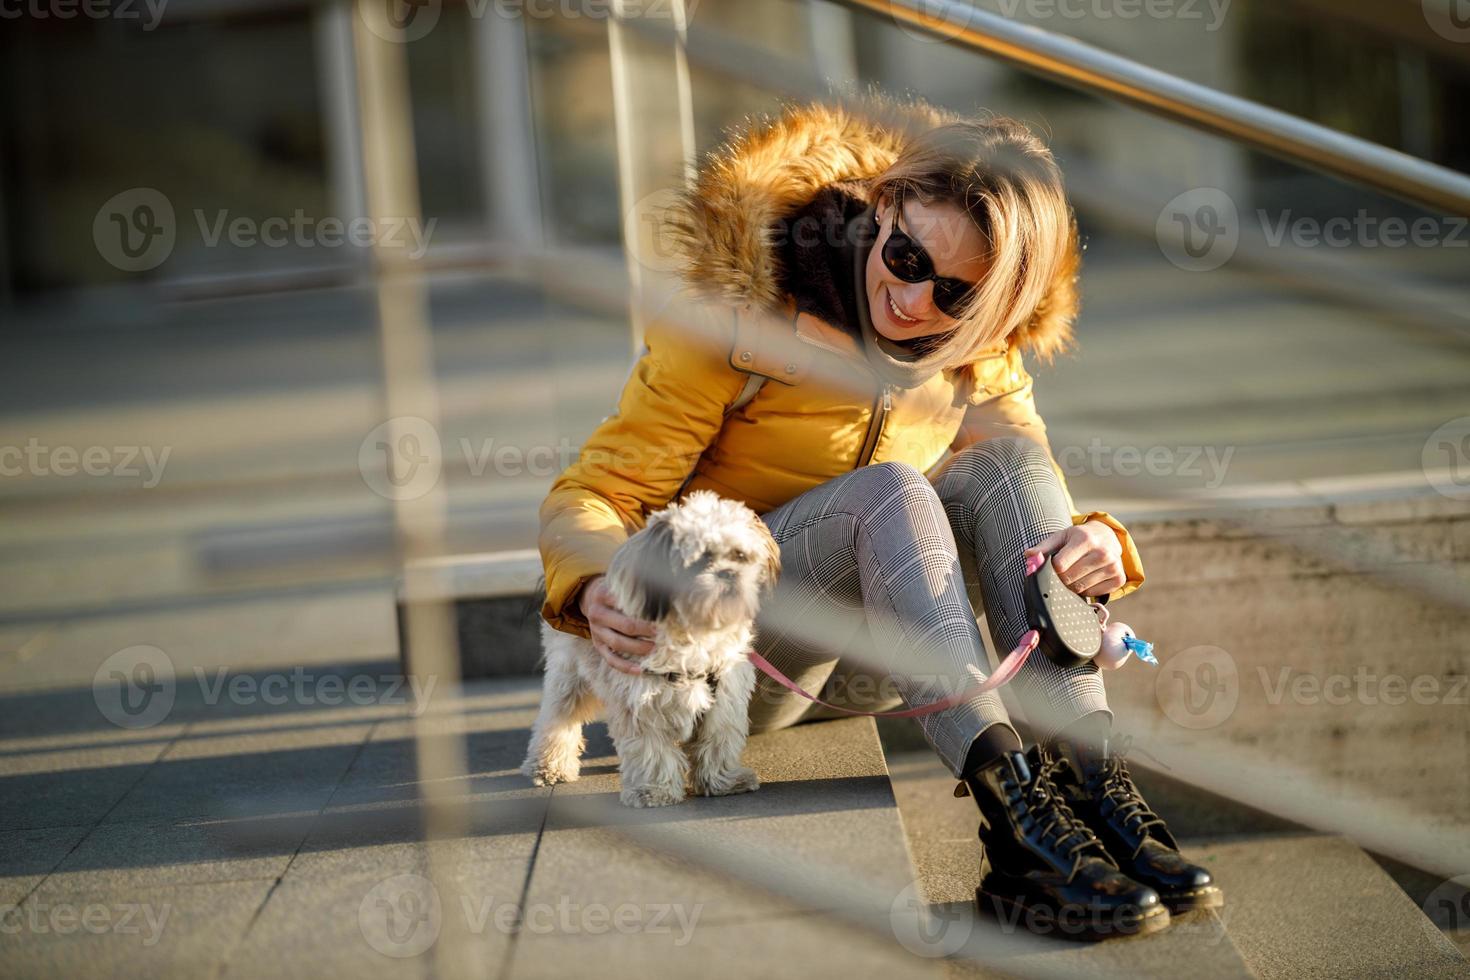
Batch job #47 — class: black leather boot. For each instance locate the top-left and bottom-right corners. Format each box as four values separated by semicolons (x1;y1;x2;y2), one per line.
1043;740;1224;914
958;749;1169;940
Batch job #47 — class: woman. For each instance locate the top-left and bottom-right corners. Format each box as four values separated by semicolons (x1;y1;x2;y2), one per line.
538;96;1220;937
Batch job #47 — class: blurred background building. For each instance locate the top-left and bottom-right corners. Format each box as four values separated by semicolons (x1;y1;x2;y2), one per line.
3;0;1466;619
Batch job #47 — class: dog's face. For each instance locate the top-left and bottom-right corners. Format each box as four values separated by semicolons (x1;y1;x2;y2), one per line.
605;490;780;631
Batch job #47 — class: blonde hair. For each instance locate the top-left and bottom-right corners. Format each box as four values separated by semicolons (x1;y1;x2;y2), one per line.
868;116;1081;365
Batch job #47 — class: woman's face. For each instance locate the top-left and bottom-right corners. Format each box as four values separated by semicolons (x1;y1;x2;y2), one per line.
865;193;991;343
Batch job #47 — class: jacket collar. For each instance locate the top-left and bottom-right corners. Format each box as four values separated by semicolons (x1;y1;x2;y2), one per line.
739;295;1009;404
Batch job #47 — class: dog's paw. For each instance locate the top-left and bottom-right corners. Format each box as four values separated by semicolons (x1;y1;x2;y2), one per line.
521;759;579;787
620;785;685;808
693;766;760;797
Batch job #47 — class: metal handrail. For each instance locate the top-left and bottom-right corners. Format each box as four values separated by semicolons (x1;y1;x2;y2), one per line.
835;0;1470;217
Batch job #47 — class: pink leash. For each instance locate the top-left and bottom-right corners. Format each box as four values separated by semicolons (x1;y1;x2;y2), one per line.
746;629;1038;719
745;552;1048;720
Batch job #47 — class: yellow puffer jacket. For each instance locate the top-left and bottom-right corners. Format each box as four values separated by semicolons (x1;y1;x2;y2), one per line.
540;100;1145;636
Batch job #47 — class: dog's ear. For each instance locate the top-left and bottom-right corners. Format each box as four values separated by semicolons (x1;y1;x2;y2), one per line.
633;518;681;621
751;513;782;594
607;514;681;622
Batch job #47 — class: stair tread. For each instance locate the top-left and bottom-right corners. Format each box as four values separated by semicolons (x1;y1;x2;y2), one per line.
1197;831;1468;980
508;715;938;979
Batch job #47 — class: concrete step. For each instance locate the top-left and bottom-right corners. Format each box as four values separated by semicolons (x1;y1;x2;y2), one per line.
1199;832;1468;980
1117;752;1470;966
504;714;941;979
1369;855;1470;960
396;550;543;678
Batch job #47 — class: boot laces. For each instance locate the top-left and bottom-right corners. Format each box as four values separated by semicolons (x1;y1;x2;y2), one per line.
1089;746;1166;858
1018;756;1107;883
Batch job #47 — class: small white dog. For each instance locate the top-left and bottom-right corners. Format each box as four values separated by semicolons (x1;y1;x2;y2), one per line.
522;490;780;808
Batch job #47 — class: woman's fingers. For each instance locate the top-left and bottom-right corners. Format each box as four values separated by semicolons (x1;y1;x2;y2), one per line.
1071;566;1124;597
590;620;651;668
591;620;655;657
1042;523;1122;589
1025;529;1069;558
1049;532;1095;576
584;581;658;640
588;590;656;653
1056;553;1109;589
598;604;658;641
1056;546;1124;594
593;639;644;675
582;577;656;676
590;608;656;655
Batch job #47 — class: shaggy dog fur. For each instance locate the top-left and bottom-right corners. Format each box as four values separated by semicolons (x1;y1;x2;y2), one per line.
522;491;780;808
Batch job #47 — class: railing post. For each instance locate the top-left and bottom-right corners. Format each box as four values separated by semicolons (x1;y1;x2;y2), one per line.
608;0;699;353
473;2;545;251
351;7;473;976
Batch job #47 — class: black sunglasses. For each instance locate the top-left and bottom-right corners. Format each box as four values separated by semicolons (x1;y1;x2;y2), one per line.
879;197;979;319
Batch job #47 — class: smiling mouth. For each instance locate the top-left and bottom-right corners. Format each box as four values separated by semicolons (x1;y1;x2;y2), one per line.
885;288;919;326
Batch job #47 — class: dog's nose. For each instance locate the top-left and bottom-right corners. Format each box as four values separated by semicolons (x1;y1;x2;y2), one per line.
717;568;738;582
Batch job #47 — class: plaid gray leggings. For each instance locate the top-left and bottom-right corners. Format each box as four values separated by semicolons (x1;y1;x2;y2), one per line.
747;436;1111;776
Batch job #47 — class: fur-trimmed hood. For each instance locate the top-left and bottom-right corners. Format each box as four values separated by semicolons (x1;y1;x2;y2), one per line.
668;95;1079;359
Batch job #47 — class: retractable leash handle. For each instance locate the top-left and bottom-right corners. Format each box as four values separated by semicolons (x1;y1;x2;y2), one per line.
1023;553;1102;667
1022;551;1156;671
744;550;1155;720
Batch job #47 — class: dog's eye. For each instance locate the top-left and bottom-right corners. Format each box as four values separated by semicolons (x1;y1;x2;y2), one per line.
731;549;750;563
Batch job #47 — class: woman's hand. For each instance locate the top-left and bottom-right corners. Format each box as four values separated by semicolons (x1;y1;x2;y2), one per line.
1025;521;1126;598
578;575;657;675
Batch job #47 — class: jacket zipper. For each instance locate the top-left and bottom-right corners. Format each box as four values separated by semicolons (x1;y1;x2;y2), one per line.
782;317;893;470
855;384;893;468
